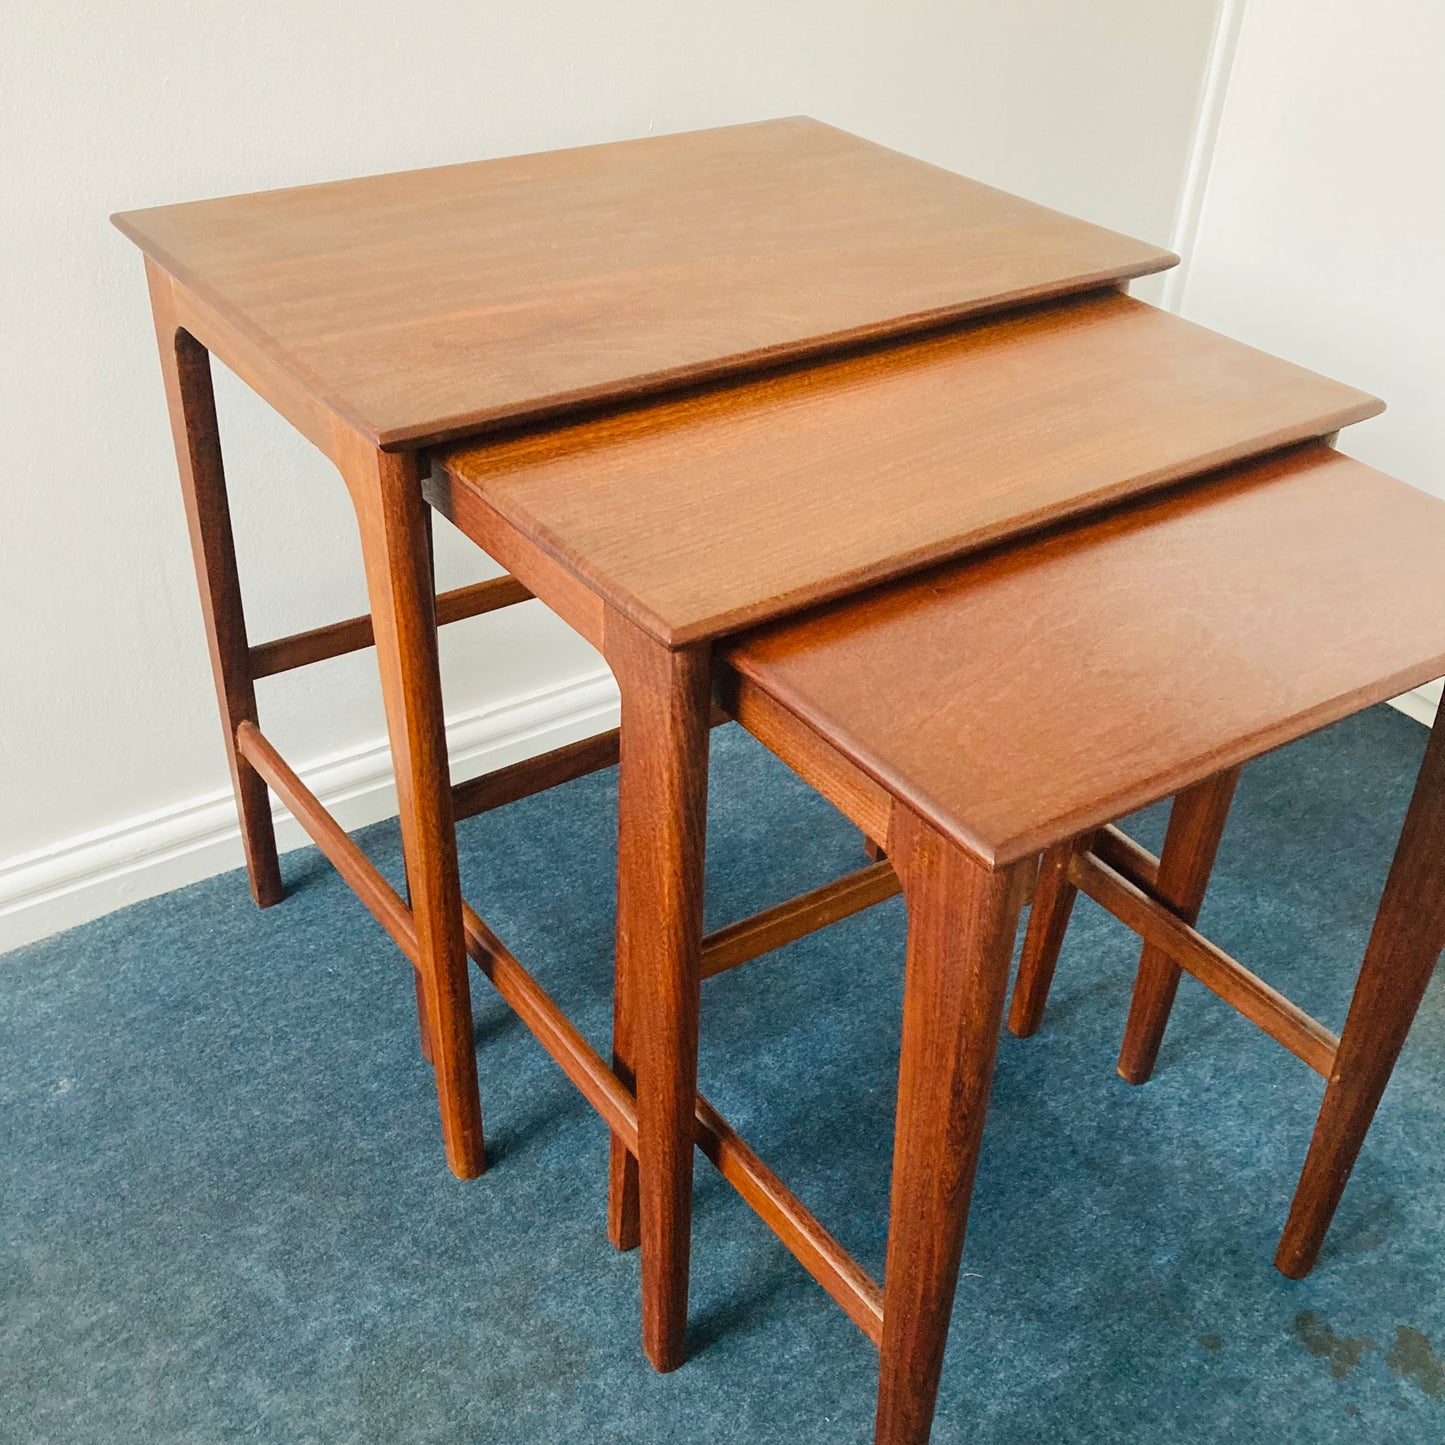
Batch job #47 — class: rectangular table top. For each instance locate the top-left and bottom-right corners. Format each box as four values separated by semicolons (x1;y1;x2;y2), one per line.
112;118;1174;449
434;291;1382;647
726;446;1445;867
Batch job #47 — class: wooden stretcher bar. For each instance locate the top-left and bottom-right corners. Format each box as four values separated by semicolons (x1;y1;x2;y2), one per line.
250;575;532;678
237;718;889;1345
1070;845;1340;1077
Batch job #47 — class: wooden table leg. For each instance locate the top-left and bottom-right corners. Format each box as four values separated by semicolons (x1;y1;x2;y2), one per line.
1116;768;1240;1084
406;503;439;1065
876;807;1022;1445
403;853;437;1068
1008;839;1082;1037
607;946;642;1253
1276;712;1445;1278
338;433;484;1180
604;614;712;1371
147;272;283;910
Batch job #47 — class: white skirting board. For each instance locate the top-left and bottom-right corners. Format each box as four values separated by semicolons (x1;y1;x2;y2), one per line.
0;670;620;955
2;673;1434;956
1388;679;1442;729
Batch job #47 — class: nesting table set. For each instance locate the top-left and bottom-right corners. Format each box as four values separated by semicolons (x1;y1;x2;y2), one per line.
114;119;1445;1444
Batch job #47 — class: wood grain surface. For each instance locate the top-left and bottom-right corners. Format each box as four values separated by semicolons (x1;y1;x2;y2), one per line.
436;291;1381;646
725;446;1445;867
112;118;1174;449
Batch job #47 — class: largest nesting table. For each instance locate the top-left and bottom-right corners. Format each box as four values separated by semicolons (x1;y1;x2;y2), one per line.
113;118;1382;1393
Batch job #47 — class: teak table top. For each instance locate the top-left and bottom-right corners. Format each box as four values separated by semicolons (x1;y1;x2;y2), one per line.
435;291;1382;647
111;117;1174;449
727;445;1445;868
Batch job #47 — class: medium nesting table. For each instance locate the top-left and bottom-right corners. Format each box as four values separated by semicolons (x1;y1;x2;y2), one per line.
430;283;1379;1378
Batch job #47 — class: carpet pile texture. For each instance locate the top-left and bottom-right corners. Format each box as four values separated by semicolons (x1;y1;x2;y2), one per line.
3;708;1443;1442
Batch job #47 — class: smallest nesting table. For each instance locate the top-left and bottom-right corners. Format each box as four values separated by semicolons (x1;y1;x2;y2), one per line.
717;443;1445;1444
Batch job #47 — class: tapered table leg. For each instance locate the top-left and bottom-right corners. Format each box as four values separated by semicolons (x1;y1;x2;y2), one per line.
338;433;484;1180
1277;711;1445;1277
1008;839;1081;1037
1117;768;1240;1084
607;948;642;1252
876;807;1023;1445
406;503;439;1064
147;265;283;910
605;614;712;1371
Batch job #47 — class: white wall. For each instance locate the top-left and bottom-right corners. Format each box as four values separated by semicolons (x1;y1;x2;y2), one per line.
1178;0;1445;721
1;0;1224;948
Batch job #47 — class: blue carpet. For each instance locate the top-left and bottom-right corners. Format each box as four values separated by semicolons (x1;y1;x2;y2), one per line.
3;709;1443;1443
